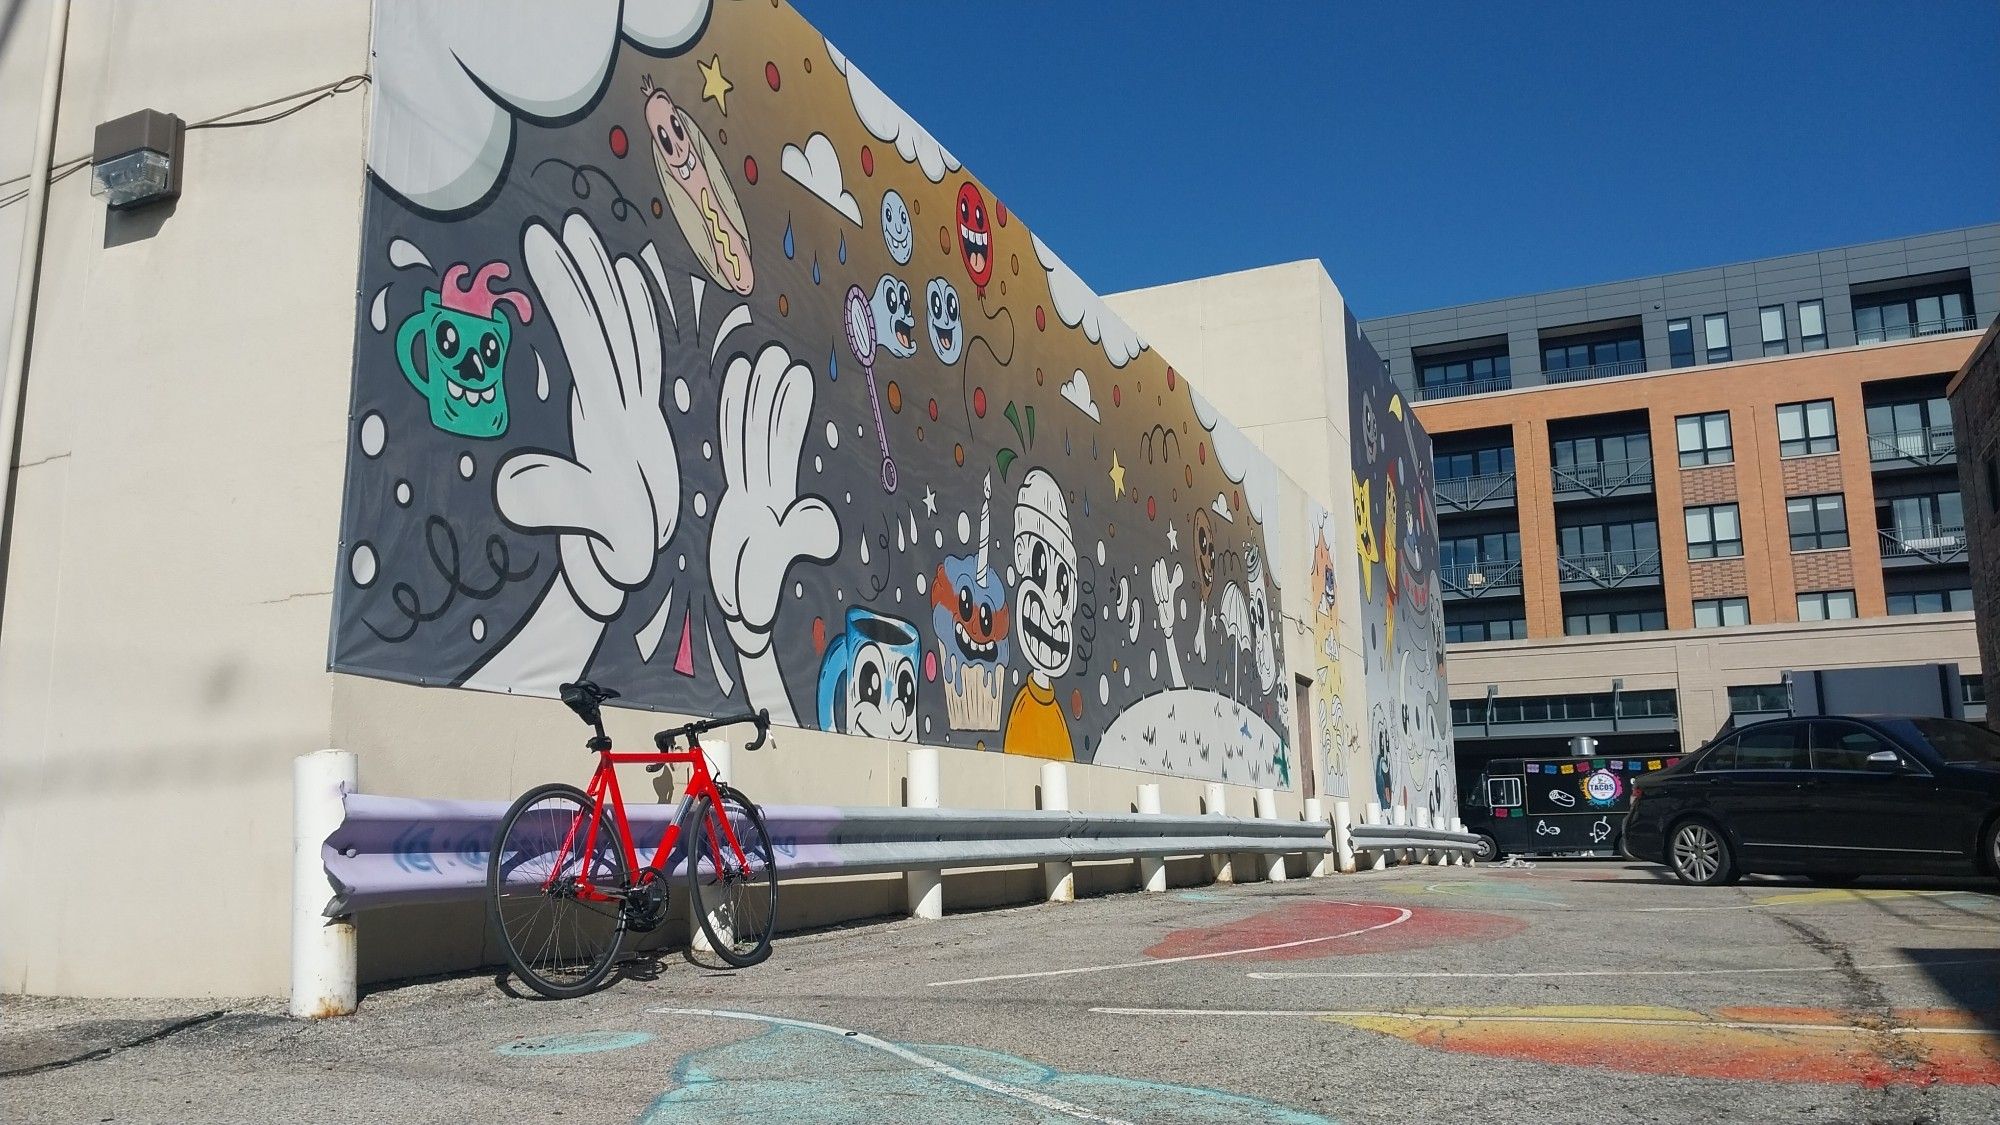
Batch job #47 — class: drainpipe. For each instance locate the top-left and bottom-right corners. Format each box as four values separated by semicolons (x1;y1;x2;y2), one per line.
0;0;72;628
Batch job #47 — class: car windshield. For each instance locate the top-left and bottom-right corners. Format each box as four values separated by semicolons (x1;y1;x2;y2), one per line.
1906;718;2000;768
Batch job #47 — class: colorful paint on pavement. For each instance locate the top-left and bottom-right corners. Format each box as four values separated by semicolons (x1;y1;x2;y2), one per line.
1144;901;1524;963
635;1020;1331;1123
496;1030;655;1056
1319;1004;2000;1086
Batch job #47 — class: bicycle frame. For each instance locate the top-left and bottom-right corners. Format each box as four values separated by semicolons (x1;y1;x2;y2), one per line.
551;735;753;905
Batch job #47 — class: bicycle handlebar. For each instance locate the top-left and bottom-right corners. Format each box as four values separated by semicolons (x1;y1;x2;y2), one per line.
654;708;771;752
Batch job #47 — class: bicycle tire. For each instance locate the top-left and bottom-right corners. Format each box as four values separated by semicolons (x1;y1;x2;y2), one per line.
487;783;629;998
685;785;779;967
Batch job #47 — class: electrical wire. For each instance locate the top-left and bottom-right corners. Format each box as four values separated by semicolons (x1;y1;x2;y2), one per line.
0;73;369;211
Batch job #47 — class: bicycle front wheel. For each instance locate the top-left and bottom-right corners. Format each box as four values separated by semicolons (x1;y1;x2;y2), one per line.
685;785;779;967
487;783;629;998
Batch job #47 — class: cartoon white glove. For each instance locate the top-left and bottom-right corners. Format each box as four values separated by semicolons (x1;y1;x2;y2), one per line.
1149;558;1187;688
498;213;680;619
462;213;679;696
709;343;841;723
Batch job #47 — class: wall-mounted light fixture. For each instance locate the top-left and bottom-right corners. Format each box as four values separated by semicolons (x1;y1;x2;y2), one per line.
90;109;184;210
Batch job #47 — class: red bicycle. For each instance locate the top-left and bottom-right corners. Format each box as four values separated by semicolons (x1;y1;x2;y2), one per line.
486;681;778;998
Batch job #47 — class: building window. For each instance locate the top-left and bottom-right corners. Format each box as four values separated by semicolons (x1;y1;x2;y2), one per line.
1676;411;1732;467
1703;313;1731;362
1760;306;1788;356
1879;491;1964;542
1436;446;1515;481
1799;300;1826;351
1559;520;1660;565
1886;588;1972;615
1965;674;1986;707
1542;332;1644;376
1728;684;1790;713
1667;318;1695;367
1693;597;1750;629
1777;399;1838;457
1866;395;1953;462
1564;609;1668;636
1419;349;1511;396
1439;532;1522;585
1685;503;1744;559
1854;287;1974;344
1444;618;1528;644
1796;590;1857;621
1787;494;1849;551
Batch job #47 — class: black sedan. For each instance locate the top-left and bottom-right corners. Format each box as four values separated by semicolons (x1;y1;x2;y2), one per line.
1623;715;2000;885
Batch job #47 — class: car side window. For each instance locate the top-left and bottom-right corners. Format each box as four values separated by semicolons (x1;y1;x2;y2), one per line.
1695;736;1739;772
1811;722;1898;771
1733;723;1809;770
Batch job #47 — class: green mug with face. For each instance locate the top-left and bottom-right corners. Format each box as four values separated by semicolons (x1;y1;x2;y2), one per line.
394;263;532;439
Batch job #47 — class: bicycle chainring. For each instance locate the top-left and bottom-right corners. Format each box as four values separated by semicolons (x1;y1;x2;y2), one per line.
622;875;672;932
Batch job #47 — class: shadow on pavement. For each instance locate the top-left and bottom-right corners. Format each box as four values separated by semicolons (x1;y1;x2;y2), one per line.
1902;949;2000;1035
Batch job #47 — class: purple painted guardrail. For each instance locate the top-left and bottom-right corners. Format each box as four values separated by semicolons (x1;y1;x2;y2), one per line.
321;792;1325;917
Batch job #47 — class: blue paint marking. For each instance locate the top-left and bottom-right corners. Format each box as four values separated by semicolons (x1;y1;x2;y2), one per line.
496;1031;654;1056
637;1025;1331;1123
1175;891;1232;904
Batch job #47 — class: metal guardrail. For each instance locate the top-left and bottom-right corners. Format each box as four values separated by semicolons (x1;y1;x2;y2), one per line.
1439;557;1522;598
1418;375;1513;401
1543;357;1647;384
1551;455;1653;496
1435;471;1516;511
1350;823;1481;855
319;794;1331;916
1867;426;1956;465
1878;525;1966;564
1856;315;1976;344
1556;548;1662;587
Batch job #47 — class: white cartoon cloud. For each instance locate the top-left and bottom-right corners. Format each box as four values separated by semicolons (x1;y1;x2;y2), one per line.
825;39;961;183
1209;494;1234;522
1058;369;1100;422
368;1;710;214
781;132;862;226
1192;387;1282;566
1032;234;1147;369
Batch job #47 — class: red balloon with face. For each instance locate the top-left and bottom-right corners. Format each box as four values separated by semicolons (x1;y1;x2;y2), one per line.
955;182;993;297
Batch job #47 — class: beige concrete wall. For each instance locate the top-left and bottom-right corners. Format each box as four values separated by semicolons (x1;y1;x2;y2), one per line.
1445;613;1981;743
0;3;372;998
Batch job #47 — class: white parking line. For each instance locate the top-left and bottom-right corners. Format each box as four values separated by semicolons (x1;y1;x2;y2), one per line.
649;1008;1138;1125
1245;956;2000;981
926;903;1414;987
1087;1006;1993;1036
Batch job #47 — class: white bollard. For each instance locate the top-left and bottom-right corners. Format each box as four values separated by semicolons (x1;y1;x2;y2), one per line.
906;747;943;920
1040;762;1074;903
1392;805;1411;866
1334;799;1356;874
1366;802;1387;870
704;738;732;785
1137;783;1167;893
1304;798;1331;878
1255;788;1287;882
1415;808;1434;865
1450;817;1468;866
291;750;358;1019
1205;782;1234;884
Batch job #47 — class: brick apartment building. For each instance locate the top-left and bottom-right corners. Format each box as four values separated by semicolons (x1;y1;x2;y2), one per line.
1951;318;2000;728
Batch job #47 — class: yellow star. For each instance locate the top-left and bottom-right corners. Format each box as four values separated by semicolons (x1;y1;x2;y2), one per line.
697;54;732;114
1108;451;1126;498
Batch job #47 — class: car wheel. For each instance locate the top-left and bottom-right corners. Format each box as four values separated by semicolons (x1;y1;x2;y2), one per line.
1472;832;1499;862
1984;817;2000;881
1668;819;1735;887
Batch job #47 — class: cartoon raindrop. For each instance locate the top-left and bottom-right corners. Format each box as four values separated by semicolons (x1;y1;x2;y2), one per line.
811;256;821;285
369;286;391;332
783;215;795;259
837;233;847;264
534;350;549;401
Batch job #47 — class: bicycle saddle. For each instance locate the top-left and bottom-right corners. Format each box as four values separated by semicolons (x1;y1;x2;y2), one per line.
559;680;620;724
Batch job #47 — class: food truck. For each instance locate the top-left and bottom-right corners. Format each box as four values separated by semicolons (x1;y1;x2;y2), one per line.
1459;753;1682;860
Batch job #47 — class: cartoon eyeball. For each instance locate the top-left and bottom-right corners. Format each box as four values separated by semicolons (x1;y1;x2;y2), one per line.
880;189;913;266
925;277;963;364
871;274;918;358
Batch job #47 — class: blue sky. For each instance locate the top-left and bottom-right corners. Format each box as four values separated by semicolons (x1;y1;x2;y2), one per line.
794;1;1999;318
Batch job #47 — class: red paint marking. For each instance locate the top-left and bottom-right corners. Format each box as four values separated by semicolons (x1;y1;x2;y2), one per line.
1145;902;1524;963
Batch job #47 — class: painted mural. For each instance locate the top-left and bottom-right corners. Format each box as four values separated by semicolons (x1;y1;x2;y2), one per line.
1346;316;1455;818
331;1;1296;786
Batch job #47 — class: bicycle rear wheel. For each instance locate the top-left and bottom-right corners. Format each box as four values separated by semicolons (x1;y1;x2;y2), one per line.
487;783;629;998
685;785;778;967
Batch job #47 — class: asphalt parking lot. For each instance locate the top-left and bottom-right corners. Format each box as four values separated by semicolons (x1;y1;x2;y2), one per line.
5;860;1997;1124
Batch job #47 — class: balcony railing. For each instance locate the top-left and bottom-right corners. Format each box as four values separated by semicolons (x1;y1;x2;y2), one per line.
1556;548;1662;589
1439;557;1522;598
1856;315;1977;344
1867;425;1957;466
1419;375;1513;401
1434;470;1517;512
1543;358;1647;384
1878;525;1967;565
1551;455;1654;498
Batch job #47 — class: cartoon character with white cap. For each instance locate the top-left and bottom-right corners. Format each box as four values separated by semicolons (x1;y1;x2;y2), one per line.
1003;468;1078;760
